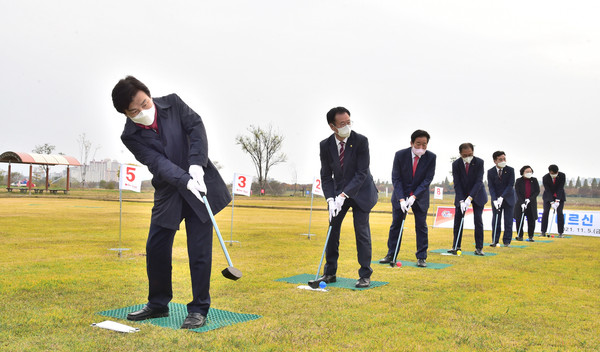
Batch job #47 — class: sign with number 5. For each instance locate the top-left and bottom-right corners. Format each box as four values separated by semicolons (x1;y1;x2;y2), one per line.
233;173;253;196
312;177;324;197
119;164;142;192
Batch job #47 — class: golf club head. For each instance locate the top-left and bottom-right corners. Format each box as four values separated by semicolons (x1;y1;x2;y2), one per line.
307;280;320;289
222;266;242;281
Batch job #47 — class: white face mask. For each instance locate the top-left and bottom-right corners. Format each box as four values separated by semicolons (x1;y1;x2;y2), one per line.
497;161;507;168
462;156;473;163
129;105;155;126
550;173;558;179
336;125;351;138
524;172;533;179
412;147;426;157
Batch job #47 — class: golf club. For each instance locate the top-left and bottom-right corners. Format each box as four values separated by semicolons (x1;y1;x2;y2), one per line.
390;209;408;267
308;225;333;289
202;194;242;281
453;208;466;251
517;210;525;238
548;207;556;236
492;210;499;246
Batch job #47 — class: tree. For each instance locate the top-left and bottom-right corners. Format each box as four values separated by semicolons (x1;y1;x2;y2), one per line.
235;125;287;193
32;143;56;183
77;133;100;188
575;176;581;188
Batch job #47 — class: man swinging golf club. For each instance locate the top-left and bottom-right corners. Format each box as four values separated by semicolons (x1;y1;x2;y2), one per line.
312;107;378;288
112;76;231;329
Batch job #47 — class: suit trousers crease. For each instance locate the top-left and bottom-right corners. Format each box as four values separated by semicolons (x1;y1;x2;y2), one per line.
453;204;484;250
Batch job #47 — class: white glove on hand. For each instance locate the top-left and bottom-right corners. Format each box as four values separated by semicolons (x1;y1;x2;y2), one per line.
334;195;346;212
524;199;530;206
189;165;207;194
521;203;527;212
406;195;416;209
400;199;409;213
497;196;504;208
187;179;205;203
460;201;467;213
327;198;337;221
464;197;472;208
551;201;559;210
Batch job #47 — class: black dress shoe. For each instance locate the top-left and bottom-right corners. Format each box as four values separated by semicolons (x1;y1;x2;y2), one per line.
318;275;336;284
515;236;523;241
127;306;169;321
528;237;535;242
180;312;207;329
379;255;393;264
355;277;370;288
474;248;485;256
489;243;498;247
417;259;427;267
558;234;564;238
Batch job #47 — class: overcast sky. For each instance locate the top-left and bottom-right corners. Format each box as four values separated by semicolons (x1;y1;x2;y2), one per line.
1;1;599;185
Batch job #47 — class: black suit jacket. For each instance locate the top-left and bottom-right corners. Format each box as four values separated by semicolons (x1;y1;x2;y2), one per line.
121;94;231;230
515;176;540;212
452;156;488;207
487;166;516;206
542;172;566;202
390;147;436;211
319;130;378;212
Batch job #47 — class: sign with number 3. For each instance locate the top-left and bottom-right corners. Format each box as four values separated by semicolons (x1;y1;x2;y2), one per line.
233;173;253;196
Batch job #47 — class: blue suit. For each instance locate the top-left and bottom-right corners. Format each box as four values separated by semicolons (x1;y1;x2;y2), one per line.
452;156;488;249
487;166;516;245
387;147;436;260
320;130;378;279
121;93;231;315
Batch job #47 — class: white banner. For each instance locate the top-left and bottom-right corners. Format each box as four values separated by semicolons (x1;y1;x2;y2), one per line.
433;206;600;237
312;177;324;197
434;186;444;200
233;173;253;196
119;164;142;192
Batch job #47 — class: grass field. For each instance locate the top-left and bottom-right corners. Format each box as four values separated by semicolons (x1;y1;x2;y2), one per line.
1;192;599;351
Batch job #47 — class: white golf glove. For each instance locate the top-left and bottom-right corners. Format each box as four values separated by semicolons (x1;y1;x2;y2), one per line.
551;201;559;210
327;198;337;221
524;199;531;206
521;203;527;212
400;199;409;213
460;201;467;213
189;165;207;194
187;179;205;203
464;197;472;208
406;195;416;208
496;196;504;209
334;195;346;213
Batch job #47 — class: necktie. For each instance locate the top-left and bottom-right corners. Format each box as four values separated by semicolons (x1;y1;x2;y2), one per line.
498;169;502;180
339;141;345;169
465;162;469;174
412;155;419;177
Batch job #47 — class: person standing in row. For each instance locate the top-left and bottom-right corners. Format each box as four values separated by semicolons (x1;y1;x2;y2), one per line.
514;165;540;242
379;130;436;268
487;151;515;247
450;143;488;256
317;107;378;288
541;164;566;237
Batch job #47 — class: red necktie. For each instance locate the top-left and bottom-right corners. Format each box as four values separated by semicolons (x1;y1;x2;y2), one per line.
339;141;345;169
465;162;469;174
412;155;419;177
498;169;502;180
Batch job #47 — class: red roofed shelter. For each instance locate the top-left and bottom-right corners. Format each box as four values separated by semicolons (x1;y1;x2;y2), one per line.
0;151;81;194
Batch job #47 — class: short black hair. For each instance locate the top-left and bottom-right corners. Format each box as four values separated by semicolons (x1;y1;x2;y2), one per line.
111;76;151;114
492;151;505;161
548;164;559;173
411;130;430;143
520;165;533;175
326;107;350;125
459;143;474;153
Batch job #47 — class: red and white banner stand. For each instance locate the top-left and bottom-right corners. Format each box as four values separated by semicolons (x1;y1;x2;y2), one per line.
229;173;253;245
300;177;324;239
112;164;142;256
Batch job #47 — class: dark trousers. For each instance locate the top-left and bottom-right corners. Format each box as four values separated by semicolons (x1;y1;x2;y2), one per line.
324;198;373;279
146;201;213;315
491;203;514;245
541;200;565;234
514;204;537;238
453;203;484;250
386;203;429;260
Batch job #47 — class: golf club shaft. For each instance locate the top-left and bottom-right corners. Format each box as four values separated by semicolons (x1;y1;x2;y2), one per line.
392;210;407;262
454;209;465;250
493;211;499;244
314;225;333;280
202;195;234;267
549;208;556;234
517;211;525;237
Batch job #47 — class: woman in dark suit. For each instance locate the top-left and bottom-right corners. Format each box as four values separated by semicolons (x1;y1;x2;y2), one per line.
514;165;540;241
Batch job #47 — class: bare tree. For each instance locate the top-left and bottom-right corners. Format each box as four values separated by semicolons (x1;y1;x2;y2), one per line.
31;143;56;183
235;125;287;193
77;133;100;188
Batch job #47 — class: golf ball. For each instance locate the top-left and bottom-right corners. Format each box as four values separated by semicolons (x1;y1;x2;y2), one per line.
319;281;326;289
552;235;555;238
396;261;402;267
496;243;501;247
456;250;462;256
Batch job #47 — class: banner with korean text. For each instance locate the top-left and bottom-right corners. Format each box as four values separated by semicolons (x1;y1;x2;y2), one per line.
433;206;600;237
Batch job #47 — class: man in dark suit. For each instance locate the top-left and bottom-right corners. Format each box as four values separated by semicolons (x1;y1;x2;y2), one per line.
450;143;488;256
379;130;436;267
514;165;540;241
487;151;516;247
541;164;566;237
317;106;378;288
112;76;231;329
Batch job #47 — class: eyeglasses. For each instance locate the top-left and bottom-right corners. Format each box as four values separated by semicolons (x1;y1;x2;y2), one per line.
335;120;352;128
126;98;151;117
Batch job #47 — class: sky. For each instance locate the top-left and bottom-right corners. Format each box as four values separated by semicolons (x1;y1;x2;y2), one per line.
1;1;599;185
